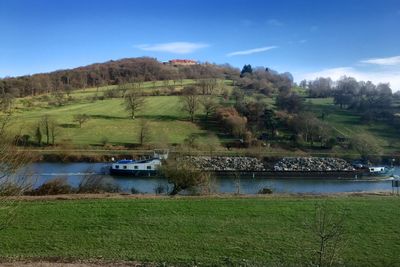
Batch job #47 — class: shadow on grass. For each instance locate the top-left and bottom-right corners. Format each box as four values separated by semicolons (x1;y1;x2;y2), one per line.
90;114;126;120
139;114;181;121
59;123;79;128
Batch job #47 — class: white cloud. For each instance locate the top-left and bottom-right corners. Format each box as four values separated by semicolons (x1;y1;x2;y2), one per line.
298;67;400;91
267;19;283;26
135;42;209;54
227;46;277;57
360;55;400;66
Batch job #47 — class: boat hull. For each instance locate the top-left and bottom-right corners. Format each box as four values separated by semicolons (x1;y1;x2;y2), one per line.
109;168;158;176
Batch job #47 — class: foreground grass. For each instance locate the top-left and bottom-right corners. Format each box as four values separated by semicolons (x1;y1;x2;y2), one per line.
0;196;399;266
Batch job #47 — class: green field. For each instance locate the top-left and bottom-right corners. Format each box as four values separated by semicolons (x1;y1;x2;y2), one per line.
11;95;218;146
305;98;400;152
6;80;400;156
0;196;399;266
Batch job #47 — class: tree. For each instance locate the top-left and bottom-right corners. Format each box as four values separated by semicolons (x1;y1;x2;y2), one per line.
240;64;253;77
304;202;347;267
181;86;200;122
52;90;65;106
263;109;278;138
350;133;382;161
333;77;359;109
34;125;42;146
40;115;51;145
40;115;57;145
0;113;32;230
0;93;14;113
308;77;333;98
73;114;90;128
276;92;304;113
161;159;208;195
200;96;218;121
138;119;151;146
123;90;145;119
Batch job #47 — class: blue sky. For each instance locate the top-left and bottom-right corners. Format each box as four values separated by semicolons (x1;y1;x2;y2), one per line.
1;0;400;89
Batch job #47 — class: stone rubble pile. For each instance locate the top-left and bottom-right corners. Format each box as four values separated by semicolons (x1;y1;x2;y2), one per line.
185;156;266;171
274;157;355;172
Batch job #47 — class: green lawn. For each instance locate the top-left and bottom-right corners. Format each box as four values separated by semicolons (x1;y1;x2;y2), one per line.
305;97;400;152
10;96;216;146
0;196;399;266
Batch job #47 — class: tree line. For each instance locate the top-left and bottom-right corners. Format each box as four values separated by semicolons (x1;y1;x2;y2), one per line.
0;57;239;98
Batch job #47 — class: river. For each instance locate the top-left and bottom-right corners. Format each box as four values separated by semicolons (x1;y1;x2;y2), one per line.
17;162;398;194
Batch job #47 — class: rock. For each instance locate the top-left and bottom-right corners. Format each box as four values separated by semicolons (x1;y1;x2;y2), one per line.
273;157;355;172
184;156;266;171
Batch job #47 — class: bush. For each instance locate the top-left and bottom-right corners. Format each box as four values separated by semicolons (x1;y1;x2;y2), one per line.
26;178;73;196
77;175;120;193
154;183;168;195
161;160;209;195
0;182;28;196
130;187;141;194
258;187;273;194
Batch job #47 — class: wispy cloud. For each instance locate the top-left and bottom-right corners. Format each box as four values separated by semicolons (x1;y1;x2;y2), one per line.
360;55;400;66
299;66;400;91
227;46;277;57
135;42;209;54
267;19;283;26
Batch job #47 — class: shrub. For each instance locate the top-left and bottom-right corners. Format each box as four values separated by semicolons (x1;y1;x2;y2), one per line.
26;178;73;196
131;187;141;194
258;187;273;194
0;182;29;196
154;183;168;195
77;175;120;193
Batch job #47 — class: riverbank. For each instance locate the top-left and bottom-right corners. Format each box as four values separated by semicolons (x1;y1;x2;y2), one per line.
0;195;399;266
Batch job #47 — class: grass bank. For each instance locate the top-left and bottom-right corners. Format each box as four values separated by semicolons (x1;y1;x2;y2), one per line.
0;196;399;266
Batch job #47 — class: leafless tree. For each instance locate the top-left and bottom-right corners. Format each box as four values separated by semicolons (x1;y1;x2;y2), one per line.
73;114;90;128
200;96;218;121
304;202;347;267
181;86;200;122
0;113;32;230
161;159;209;195
40;115;58;145
138;119;151;146
123;89;145;119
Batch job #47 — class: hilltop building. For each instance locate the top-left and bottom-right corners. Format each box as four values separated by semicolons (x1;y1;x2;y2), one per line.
167;59;198;66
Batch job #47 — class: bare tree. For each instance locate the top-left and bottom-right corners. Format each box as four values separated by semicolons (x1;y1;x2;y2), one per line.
40;115;51;145
138;119;151;146
0;113;32;230
0;93;14;113
123;90;145;119
73;114;90;128
304;202;347;267
181;86;200;122
200;96;218;121
161;159;208;195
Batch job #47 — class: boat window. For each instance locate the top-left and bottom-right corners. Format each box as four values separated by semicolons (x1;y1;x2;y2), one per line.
147;166;152;170
134;166;138;169
123;165;127;169
115;165;119;169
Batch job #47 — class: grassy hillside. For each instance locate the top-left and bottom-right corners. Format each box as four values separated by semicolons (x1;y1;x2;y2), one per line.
0;196;399;266
6;80;400;156
305;98;400;152
11;96;217;146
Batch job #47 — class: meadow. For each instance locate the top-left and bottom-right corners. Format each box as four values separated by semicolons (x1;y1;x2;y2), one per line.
6;80;400;156
0;196;399;266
